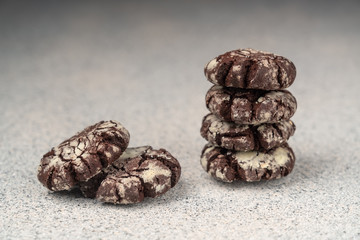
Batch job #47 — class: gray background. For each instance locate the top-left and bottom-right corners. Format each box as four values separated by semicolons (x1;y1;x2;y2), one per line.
1;0;359;239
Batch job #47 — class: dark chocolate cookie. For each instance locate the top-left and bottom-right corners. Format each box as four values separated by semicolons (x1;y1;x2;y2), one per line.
206;85;297;124
200;143;295;182
204;48;296;90
37;120;130;191
93;146;181;204
200;113;296;151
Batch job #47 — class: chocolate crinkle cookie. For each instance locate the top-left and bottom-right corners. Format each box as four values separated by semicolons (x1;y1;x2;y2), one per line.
200;143;295;182
80;146;181;204
37;120;130;191
206;85;297;124
204;48;296;90
200;113;296;151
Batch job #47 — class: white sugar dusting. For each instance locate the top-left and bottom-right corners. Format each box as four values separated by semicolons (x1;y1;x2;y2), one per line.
214;167;228;181
234;151;261;169
74;148;82;156
262;60;270;68
201;146;215;170
78;142;85;151
234;146;291;170
155;183;169;193
273;147;291;165
232;65;241;71
138;162;171;184
207;114;249;136
206;58;218;71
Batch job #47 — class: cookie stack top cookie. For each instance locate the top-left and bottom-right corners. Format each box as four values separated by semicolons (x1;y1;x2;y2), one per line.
204;48;296;90
200;48;297;183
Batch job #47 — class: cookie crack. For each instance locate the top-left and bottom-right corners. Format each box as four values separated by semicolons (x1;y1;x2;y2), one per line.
136;156;148;169
226;155;238;180
206;94;215;109
250;100;256;123
220;132;250;138
217;131;252;150
96;142;112;168
205;152;220;173
101;130;127;151
264;168;273;180
57;151;77;181
254;168;259;179
227;91;236;122
113;180;123;203
274;98;287;121
76;145;84;155
214;132;223;146
46;167;55;190
222;61;234;86
131;167;149;173
279;166;285;176
119;171;146;197
131;175;146;197
243;61;251;88
274;58;283;88
77;155;93;179
111;164;121;171
227;154;241;180
271;123;284;139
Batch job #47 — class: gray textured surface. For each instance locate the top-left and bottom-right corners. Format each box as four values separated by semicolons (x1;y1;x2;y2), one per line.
1;1;359;239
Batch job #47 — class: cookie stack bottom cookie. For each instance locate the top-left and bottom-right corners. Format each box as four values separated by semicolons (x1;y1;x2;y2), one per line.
200;48;297;183
200;143;295;182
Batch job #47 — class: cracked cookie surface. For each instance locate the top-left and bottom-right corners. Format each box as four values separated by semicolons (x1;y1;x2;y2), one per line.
206;85;297;124
204;48;296;90
200;143;295;182
37;120;130;191
200;113;296;151
90;146;181;204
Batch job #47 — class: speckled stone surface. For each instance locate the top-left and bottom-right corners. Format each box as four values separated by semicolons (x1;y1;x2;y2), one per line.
1;1;359;239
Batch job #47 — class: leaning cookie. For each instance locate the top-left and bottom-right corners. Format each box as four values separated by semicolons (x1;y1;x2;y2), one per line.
37;120;130;191
200;113;296;151
200;143;295;182
90;146;181;204
204;48;296;90
206;85;297;124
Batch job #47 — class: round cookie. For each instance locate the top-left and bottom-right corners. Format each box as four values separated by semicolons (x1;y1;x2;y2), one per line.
200;143;295;182
37;120;130;191
204;48;296;90
95;146;181;204
205;85;297;124
200;113;296;151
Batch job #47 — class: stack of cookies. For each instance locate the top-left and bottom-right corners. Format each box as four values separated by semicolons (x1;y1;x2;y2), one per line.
200;48;297;182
